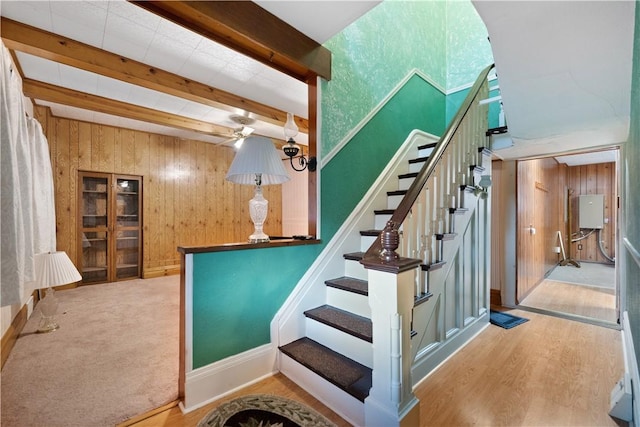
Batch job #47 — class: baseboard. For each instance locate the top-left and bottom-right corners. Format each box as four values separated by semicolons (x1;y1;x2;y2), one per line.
1;291;37;370
621;311;640;425
143;265;180;279
490;289;502;306
181;343;277;412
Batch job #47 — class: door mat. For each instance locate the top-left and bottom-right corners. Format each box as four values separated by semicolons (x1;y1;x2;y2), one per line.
197;394;336;427
490;310;529;329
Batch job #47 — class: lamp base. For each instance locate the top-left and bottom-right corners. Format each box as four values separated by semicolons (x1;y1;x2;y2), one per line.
248;236;270;243
37;286;60;333
37;318;59;333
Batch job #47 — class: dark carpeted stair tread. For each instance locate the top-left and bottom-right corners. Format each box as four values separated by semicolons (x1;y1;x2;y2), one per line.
418;142;437;150
360;229;380;237
325;276;368;296
304;304;372;342
279;337;371;402
398;172;419;179
343;252;365;261
374;209;395;215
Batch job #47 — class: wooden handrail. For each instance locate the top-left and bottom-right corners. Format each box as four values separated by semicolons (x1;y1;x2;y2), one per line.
363;63;495;261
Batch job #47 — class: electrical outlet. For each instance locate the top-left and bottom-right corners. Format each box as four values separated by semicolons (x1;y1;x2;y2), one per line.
578;243;583;251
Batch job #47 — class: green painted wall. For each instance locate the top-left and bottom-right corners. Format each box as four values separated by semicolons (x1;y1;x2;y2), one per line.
321;74;445;240
321;0;492;157
624;0;640;361
191;244;321;368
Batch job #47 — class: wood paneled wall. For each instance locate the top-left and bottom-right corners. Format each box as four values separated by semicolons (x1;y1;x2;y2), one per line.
516;157;564;302
35;106;283;278
567;162;616;263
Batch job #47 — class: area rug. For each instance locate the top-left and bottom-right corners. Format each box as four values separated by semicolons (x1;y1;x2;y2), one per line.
490;310;529;329
197;394;337;427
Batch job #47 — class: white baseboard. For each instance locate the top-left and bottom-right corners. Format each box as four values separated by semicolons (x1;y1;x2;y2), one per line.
181;344;278;412
621;311;640;425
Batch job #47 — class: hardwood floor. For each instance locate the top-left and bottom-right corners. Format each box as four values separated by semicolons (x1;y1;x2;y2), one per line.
125;309;624;427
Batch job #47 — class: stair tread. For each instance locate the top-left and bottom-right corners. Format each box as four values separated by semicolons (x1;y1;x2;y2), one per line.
325;276;368;296
360;229;380;236
305;304;372;343
418;142;437;150
374;209;395;215
398;172;418;179
280;337;372;402
408;156;429;164
343;252;365;261
387;190;407;196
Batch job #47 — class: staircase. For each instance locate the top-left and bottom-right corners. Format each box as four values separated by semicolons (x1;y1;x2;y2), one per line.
275;64;495;426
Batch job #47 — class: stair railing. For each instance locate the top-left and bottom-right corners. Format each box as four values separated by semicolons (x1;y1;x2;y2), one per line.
360;64;494;426
363;63;494;275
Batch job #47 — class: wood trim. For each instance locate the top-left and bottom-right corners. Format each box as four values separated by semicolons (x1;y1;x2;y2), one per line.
307;77;318;237
23;79;236;137
142;265;181;279
1;291;37;370
129;1;331;82
179;252;186;400
116;399;179;427
1;17;308;133
490;289;502;306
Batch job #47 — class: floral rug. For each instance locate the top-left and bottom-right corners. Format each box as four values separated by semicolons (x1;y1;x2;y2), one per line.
197;394;337;427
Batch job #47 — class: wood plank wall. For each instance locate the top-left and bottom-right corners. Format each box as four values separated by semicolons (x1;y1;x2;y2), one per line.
35;106;283;278
516;157;564;302
566;162;616;263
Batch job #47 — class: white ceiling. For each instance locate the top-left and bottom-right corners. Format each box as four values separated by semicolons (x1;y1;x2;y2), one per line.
0;0;380;146
473;0;634;164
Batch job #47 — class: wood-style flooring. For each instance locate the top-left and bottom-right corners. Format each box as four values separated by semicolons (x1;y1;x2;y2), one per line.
124;309;624;427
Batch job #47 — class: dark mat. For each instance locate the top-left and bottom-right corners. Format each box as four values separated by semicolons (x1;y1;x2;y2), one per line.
490;310;529;329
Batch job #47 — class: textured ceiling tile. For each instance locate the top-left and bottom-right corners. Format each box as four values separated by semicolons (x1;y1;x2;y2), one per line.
0;1;53;30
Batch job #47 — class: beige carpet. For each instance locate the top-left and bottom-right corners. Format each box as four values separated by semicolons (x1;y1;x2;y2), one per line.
1;275;179;427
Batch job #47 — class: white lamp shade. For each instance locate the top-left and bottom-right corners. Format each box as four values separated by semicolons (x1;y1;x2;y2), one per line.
225;136;290;185
35;251;82;288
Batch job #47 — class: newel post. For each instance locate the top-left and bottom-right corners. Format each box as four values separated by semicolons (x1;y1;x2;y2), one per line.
360;221;421;427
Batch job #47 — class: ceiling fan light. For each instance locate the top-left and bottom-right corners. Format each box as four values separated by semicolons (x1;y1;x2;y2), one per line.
234;138;246;149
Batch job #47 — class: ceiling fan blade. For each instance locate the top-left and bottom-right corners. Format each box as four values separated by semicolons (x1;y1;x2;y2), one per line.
241;126;255;137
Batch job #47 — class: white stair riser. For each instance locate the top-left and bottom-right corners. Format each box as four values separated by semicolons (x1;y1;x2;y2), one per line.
345;259;368;280
409;161;426;173
326;287;370;318
418;146;435;158
305;318;373;368
360;235;377;251
374;213;392;230
280;355;365;427
387;195;403;209
398;177;414;191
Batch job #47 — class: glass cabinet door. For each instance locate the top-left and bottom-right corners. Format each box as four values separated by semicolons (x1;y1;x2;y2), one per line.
78;172;142;284
115;177;140;280
80;175;110;283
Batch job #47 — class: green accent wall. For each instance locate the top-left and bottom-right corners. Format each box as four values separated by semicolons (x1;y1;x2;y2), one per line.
321;74;445;240
624;0;640;361
321;0;492;157
191;244;321;368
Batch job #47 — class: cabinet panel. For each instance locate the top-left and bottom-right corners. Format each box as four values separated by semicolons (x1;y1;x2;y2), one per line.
78;172;142;284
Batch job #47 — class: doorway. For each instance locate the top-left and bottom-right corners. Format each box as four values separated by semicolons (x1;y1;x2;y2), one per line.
514;149;619;326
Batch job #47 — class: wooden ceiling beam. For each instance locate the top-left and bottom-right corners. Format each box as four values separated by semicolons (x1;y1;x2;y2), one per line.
129;1;331;82
1;17;309;133
22;78;236;138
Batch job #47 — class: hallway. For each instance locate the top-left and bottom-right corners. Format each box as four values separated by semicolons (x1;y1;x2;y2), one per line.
520;262;617;325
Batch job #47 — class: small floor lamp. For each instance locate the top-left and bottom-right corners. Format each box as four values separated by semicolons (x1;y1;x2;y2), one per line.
225;136;290;243
35;251;82;333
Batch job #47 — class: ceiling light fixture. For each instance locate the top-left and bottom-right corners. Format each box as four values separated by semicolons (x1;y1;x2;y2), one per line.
282;113;316;172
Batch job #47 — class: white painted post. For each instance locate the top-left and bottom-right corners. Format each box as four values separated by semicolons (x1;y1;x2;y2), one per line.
363;260;421;427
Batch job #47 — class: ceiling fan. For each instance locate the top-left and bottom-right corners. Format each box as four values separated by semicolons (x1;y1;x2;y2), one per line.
213;115;255;147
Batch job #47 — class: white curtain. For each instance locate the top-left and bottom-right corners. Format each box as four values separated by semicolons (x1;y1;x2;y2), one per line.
1;41;56;307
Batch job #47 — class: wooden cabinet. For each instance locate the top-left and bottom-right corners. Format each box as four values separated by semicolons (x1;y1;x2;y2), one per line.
78;172;142;284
